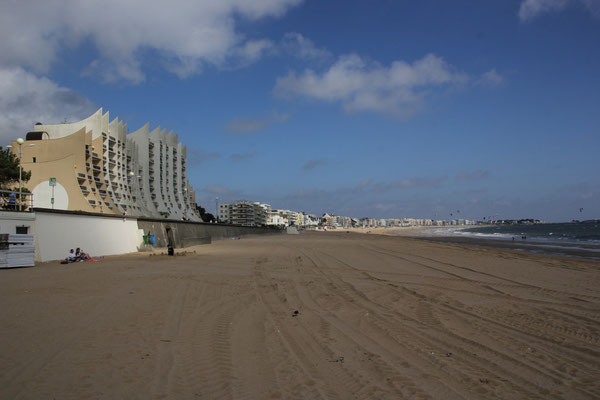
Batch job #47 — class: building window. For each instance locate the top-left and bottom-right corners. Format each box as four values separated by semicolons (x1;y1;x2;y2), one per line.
16;226;29;234
32;157;36;163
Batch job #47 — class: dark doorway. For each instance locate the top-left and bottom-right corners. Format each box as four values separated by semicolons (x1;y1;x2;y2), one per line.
165;226;175;248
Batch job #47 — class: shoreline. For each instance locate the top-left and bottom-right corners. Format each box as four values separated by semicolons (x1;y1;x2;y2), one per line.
416;235;600;260
340;226;600;260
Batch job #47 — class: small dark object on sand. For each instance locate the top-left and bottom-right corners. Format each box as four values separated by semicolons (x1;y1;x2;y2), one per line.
292;310;300;317
446;352;452;357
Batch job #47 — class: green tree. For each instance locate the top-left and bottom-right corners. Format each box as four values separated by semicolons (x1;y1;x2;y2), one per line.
195;204;215;222
0;147;31;189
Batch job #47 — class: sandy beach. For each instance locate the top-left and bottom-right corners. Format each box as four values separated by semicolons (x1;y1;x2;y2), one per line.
1;231;599;399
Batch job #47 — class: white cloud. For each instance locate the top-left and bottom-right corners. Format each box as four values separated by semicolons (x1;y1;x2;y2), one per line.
519;0;600;20
0;0;302;83
227;39;276;70
281;33;332;60
478;69;504;86
0;67;97;145
274;53;469;118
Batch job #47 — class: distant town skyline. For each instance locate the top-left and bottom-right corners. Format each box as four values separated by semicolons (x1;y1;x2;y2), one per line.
1;0;598;222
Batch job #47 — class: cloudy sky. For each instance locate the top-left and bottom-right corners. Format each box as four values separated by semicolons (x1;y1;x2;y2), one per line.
1;0;598;221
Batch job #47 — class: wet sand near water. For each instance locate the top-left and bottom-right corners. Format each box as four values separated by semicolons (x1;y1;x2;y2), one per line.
1;232;599;399
417;235;600;260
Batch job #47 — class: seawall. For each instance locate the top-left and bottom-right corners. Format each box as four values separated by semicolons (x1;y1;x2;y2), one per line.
1;208;281;262
136;217;279;248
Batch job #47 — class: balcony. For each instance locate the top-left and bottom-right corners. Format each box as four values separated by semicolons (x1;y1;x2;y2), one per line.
88;199;96;206
80;185;89;195
77;173;86;181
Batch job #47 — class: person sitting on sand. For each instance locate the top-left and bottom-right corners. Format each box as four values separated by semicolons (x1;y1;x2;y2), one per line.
75;248;91;261
67;249;76;262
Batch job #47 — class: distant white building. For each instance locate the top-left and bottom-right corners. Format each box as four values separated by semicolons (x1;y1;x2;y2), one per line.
267;212;285;226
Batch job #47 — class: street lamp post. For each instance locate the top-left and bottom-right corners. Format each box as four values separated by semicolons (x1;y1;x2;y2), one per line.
215;197;219;223
128;171;135;215
128;171;142;216
16;138;24;210
183;187;188;219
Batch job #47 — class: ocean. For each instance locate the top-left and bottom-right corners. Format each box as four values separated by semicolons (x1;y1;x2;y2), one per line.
430;222;600;260
460;222;600;243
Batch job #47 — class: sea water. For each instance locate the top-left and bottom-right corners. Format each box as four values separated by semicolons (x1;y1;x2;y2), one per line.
458;222;600;244
431;222;600;259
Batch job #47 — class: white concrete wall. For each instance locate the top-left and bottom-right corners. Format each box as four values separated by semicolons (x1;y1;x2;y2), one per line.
0;211;36;236
34;212;144;262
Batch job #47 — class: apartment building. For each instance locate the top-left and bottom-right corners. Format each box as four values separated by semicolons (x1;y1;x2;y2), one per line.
9;108;199;220
218;201;267;226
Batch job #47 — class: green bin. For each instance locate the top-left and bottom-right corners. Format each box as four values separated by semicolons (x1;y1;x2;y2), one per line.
143;234;148;244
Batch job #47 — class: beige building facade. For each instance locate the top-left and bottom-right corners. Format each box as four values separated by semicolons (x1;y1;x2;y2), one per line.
10;108;199;220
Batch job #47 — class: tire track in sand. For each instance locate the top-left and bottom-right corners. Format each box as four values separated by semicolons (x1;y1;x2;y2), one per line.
301;248;579;399
151;279;190;399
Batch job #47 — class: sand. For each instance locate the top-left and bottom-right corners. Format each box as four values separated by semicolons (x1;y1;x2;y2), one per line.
1;231;599;399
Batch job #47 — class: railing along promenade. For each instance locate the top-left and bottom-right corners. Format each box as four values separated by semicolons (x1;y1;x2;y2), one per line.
0;189;34;212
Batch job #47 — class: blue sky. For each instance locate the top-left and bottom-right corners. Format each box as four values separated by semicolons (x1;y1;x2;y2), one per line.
1;0;598;221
